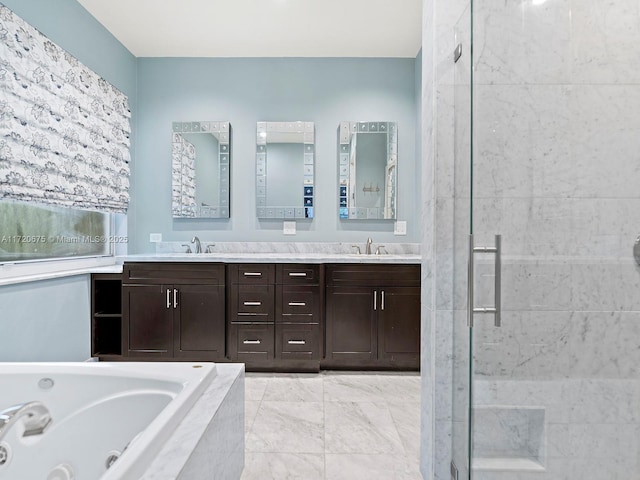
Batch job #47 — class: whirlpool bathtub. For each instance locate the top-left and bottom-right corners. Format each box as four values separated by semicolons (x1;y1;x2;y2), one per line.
0;362;244;480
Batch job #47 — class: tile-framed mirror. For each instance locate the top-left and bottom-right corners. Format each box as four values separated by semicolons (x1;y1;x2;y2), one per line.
338;121;397;220
256;121;315;219
172;121;230;218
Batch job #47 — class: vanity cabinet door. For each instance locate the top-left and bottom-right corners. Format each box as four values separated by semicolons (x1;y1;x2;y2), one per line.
377;287;421;363
324;264;420;369
123;284;174;358
325;286;377;363
174;284;226;360
122;263;226;361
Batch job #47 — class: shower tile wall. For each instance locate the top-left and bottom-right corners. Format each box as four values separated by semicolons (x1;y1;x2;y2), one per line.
471;0;638;479
425;0;640;479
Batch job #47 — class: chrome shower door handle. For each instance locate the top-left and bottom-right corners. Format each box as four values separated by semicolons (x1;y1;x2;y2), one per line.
468;234;502;328
494;235;501;327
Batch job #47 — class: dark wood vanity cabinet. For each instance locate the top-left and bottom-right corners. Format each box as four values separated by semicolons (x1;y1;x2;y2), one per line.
122;263;226;361
92;261;419;370
324;264;420;369
227;263;323;371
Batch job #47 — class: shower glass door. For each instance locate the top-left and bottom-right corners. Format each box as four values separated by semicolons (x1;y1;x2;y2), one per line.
466;0;640;478
450;3;472;479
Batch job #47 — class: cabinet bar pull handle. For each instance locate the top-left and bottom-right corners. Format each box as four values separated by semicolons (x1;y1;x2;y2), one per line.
173;289;178;309
288;302;306;306
373;290;377;310
243;301;262;306
243;272;262;277
288;340;306;345
381;290;385;310
243;340;261;345
289;272;307;277
166;289;171;309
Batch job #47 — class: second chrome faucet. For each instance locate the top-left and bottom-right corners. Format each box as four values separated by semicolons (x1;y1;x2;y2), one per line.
352;237;385;255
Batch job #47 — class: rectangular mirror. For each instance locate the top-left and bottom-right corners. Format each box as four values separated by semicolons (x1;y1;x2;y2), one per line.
256;121;315;219
338;121;397;220
172;121;230;218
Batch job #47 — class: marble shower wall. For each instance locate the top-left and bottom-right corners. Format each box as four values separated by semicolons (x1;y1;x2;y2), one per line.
471;0;640;378
424;0;640;479
471;2;640;477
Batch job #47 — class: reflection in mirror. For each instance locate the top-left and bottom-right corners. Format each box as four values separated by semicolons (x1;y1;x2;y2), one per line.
338;121;397;220
172;121;230;218
256;121;315;219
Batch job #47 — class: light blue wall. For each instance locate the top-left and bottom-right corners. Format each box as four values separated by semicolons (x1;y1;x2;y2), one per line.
0;276;91;361
0;0;136;361
133;57;419;252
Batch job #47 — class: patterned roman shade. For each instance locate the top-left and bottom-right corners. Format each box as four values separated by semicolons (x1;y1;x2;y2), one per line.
0;3;131;213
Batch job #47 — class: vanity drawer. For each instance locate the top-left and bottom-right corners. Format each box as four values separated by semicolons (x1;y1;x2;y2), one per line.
278;286;319;319
230;264;275;285
325;264;420;287
229;323;275;361
235;285;274;319
276;324;320;360
123;262;225;285
277;264;321;285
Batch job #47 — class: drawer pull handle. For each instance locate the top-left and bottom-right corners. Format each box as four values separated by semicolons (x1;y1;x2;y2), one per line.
243;340;261;345
287;340;306;345
243;272;262;277
289;272;307;277
166;289;171;309
173;289;178;309
243;301;262;306
288;302;306;306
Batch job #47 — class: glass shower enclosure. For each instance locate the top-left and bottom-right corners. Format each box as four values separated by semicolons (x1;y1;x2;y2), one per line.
451;0;640;478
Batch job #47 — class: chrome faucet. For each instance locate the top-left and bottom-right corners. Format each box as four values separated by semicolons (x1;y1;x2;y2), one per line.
191;236;202;254
365;237;373;255
0;401;52;442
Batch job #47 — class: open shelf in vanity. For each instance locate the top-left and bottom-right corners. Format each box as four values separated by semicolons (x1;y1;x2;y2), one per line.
91;273;123;357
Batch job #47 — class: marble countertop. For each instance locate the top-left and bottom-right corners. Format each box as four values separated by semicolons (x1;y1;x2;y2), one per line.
119;252;421;264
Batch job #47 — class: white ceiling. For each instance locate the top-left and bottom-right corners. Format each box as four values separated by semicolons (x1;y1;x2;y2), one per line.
77;0;422;58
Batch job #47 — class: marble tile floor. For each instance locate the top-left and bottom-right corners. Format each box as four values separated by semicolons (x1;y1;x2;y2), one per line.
241;371;422;480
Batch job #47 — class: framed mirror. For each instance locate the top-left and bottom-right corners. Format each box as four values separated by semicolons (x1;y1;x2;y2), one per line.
172;121;230;218
338;121;397;220
256;121;315;219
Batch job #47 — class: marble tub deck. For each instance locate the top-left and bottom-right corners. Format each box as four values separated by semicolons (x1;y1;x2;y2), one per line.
139;363;245;479
241;371;422;480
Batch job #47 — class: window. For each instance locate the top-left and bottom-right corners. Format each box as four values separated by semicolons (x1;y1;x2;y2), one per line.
0;200;113;263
